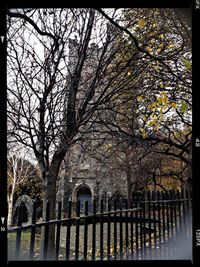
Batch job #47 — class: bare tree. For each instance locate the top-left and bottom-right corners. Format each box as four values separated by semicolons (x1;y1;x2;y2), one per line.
7;8;191;258
7;8;148;258
7;147;40;227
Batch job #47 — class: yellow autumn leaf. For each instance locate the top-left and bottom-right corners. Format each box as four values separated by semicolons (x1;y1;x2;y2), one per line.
170;102;177;108
146;46;153;52
159;114;164;121
148;102;157;110
182;58;191;71
160;83;164;88
138;19;146;28
139;128;147;139
152;114;158;118
161;91;167;97
137;95;143;102
105;143;112;151
156;48;161;54
156;97;162;105
160;92;168;102
143;116;147;122
148;119;157;126
167;43;174;49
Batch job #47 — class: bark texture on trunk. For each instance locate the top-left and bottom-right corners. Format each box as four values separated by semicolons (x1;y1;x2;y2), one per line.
40;157;62;260
8;195;14;227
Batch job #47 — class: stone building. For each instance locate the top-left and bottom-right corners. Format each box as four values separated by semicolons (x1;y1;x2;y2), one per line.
56;25;123;213
56;142;123;213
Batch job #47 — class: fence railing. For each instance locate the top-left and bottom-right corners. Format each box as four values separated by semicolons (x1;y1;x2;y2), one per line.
8;189;192;261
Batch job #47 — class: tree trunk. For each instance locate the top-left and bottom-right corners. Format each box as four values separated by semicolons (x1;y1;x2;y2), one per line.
7;194;14;227
40;157;63;260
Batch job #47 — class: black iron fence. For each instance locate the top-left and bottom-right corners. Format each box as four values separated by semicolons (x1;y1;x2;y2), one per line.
8;190;192;261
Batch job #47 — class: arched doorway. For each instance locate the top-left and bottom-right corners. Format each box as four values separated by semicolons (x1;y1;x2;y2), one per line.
13;195;33;225
77;186;92;213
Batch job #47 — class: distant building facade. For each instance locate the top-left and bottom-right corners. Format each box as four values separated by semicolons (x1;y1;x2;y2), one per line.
57;26;121;212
